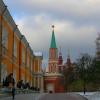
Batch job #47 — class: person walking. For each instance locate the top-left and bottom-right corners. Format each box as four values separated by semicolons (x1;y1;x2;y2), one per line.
12;86;16;100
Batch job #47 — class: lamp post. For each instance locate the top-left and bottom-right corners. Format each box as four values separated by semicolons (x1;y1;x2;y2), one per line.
0;5;7;85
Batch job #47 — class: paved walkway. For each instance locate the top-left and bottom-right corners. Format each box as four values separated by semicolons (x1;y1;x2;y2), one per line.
38;93;88;100
0;93;45;100
0;93;88;100
87;92;100;100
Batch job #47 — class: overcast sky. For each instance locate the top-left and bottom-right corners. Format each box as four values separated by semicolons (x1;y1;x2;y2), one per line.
4;0;99;67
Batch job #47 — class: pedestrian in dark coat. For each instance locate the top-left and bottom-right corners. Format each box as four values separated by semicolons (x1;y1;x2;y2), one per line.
12;86;16;100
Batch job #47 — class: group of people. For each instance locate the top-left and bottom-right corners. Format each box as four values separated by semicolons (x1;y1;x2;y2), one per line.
17;80;40;91
2;73;16;100
2;73;40;100
3;73;15;87
17;80;30;89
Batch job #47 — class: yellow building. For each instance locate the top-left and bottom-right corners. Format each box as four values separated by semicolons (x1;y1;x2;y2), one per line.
33;52;44;92
0;0;43;90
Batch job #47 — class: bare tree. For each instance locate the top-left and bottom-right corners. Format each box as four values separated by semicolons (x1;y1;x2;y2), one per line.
76;53;93;94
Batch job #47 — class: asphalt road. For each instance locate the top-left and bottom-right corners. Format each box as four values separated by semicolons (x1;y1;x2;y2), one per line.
0;93;44;100
0;93;88;100
38;93;88;100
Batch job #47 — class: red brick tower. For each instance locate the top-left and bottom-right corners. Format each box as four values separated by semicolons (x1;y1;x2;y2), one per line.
48;25;58;73
44;26;65;93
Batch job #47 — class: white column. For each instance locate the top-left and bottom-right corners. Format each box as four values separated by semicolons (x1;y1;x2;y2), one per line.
37;76;40;88
40;76;44;92
34;76;36;88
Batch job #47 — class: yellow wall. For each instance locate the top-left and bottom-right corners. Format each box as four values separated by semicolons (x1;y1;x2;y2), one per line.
0;1;43;88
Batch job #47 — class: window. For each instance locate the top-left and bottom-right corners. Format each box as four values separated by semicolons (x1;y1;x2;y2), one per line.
22;47;25;64
27;53;29;67
14;38;17;57
2;27;8;48
31;59;33;71
2;27;8;55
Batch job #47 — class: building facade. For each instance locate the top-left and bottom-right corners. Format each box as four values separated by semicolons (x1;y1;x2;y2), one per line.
0;0;43;90
32;53;44;92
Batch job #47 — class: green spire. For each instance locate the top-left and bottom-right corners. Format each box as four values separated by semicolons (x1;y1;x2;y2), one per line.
50;25;57;48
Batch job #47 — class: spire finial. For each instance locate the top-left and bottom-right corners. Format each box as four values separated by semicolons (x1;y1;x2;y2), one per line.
50;25;57;48
52;25;55;32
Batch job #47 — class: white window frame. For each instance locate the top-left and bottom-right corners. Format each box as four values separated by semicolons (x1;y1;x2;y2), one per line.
2;26;8;49
14;38;17;57
22;47;25;64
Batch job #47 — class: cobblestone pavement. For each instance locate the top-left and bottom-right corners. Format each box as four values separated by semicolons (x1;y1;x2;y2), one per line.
37;93;88;100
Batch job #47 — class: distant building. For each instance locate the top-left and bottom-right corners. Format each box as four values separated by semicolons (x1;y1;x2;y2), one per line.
33;52;44;92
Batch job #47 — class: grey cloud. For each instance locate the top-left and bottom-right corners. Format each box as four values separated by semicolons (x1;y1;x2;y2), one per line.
4;0;100;23
16;14;96;61
4;0;98;66
3;1;100;35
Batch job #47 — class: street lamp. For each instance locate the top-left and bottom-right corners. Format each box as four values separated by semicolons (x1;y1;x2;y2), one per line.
0;5;7;85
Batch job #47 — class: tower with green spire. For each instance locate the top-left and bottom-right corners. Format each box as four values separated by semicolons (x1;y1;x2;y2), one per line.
49;25;58;73
44;25;65;93
50;25;57;48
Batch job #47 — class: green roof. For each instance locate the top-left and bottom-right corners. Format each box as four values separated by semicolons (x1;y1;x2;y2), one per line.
50;30;57;48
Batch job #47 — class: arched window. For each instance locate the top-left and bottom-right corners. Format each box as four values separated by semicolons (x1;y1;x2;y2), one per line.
2;26;8;49
14;38;17;57
22;47;25;65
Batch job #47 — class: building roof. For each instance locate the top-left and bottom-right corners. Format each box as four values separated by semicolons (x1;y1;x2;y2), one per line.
34;52;42;56
50;29;57;48
34;52;43;59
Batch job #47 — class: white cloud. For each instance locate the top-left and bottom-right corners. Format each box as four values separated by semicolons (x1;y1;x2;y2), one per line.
5;0;100;18
15;14;96;53
4;0;98;66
